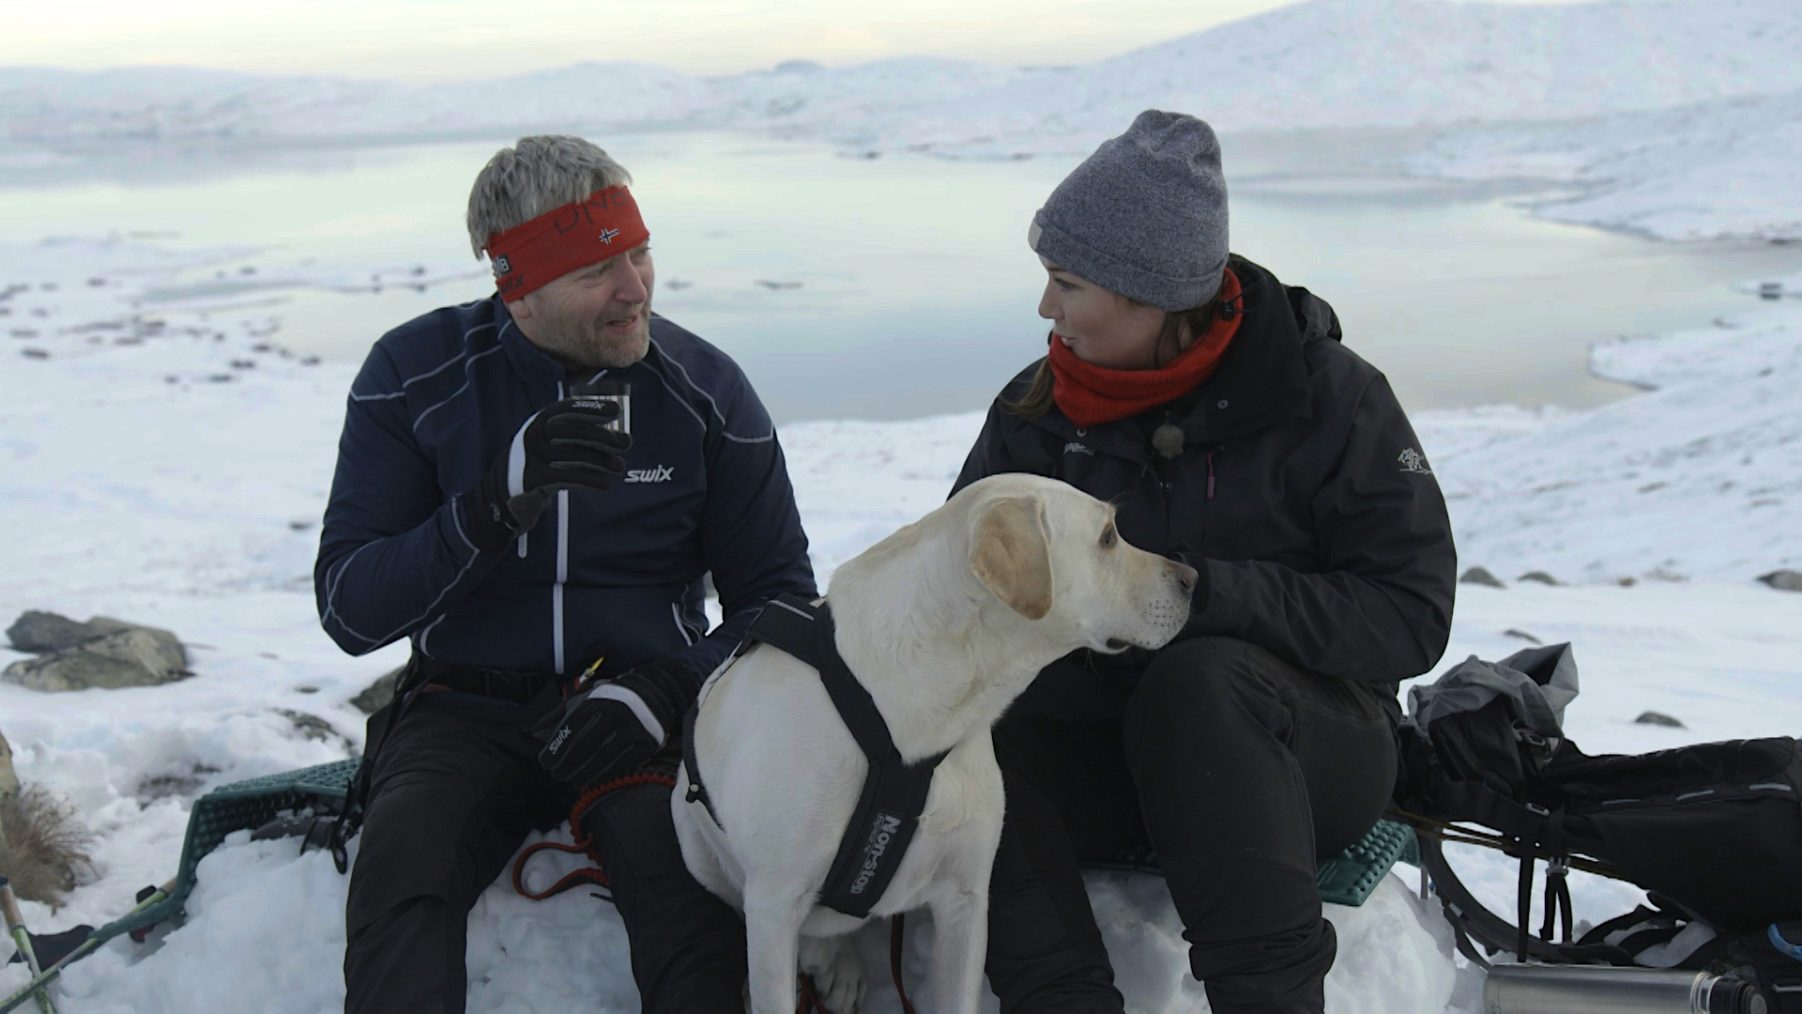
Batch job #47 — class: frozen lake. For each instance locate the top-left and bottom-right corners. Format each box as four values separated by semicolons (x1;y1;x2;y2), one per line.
2;129;1797;422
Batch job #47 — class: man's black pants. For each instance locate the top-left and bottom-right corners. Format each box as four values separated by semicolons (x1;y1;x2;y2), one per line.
342;689;747;1013
985;637;1399;1014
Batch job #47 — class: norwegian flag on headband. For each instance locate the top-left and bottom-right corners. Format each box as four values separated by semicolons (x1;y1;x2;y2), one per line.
485;185;650;300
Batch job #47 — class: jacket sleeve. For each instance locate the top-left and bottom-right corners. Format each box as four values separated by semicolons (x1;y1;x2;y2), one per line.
313;346;510;656
1189;374;1457;684
678;378;817;683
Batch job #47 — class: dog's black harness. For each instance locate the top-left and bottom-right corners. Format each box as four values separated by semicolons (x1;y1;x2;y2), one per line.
682;593;950;918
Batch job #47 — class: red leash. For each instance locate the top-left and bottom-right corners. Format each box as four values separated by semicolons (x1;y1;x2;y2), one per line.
513;771;920;1014
890;912;918;1014
510;770;677;900
793;916;918;1014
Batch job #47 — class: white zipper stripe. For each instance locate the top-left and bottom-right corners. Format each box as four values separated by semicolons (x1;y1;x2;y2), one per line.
548;379;570;676
554;487;570;675
553;584;565;675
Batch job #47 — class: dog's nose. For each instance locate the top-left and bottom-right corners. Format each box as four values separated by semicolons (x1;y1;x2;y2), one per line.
1173;562;1199;597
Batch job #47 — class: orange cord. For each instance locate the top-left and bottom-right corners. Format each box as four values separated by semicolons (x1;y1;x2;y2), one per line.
790;918;916;1014
515;769;917;1014
510;770;678;900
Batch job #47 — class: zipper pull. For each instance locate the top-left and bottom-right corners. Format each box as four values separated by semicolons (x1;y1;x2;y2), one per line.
576;655;607;692
1206;449;1217;501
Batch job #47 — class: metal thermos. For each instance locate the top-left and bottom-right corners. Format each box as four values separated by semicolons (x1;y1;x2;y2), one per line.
1485;963;1766;1014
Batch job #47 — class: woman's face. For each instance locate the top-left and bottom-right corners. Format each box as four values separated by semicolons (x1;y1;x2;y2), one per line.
1037;257;1168;370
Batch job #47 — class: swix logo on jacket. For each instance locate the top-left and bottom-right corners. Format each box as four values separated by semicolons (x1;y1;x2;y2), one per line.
624;464;676;483
316;296;815;680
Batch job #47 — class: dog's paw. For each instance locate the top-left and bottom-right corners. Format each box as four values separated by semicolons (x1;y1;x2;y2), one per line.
798;934;865;1014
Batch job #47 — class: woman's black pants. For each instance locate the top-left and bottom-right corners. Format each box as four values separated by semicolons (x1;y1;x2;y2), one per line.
984;636;1399;1014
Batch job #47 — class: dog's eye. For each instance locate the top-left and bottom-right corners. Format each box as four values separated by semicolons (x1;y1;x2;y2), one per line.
1099;524;1117;549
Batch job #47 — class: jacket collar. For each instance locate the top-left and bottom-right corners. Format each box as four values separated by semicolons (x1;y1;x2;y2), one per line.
491;296;569;389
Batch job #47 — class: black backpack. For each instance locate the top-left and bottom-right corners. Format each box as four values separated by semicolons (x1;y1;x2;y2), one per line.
1393;644;1802;1007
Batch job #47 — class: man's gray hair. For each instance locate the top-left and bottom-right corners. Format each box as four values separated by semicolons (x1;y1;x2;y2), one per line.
466;135;634;257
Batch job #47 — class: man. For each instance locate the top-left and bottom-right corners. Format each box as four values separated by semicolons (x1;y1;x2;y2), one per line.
316;135;815;1012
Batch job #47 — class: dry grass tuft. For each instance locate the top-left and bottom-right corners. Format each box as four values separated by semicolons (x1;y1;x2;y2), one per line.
0;784;95;906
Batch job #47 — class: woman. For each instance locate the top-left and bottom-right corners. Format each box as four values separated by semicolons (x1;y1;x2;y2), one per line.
953;110;1457;1014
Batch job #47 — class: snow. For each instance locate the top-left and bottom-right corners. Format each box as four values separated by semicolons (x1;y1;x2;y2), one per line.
2;215;1799;1009
4;2;1802;1007
1428;302;1802;584
1405;90;1802;241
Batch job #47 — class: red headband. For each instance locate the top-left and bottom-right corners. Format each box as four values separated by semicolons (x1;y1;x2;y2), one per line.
485;185;650;300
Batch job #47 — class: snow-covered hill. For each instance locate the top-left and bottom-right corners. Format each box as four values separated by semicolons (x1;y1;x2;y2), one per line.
8;0;1800;243
7;0;1800;146
1405;88;1802;240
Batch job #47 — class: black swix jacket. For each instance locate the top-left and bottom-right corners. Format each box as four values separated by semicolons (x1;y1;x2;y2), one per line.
315;295;815;687
953;257;1456;709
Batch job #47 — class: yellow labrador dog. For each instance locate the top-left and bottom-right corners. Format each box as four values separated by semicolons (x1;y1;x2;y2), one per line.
672;473;1197;1013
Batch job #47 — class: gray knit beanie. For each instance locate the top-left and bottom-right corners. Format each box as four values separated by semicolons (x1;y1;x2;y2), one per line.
1028;110;1228;311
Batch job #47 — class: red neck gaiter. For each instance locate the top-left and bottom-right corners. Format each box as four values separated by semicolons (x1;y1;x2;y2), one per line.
1047;268;1243;427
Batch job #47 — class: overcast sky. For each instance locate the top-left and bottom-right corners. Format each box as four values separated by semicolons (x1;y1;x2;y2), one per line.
5;0;1594;82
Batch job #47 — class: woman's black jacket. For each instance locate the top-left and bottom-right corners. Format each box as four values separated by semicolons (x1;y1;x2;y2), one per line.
952;257;1457;709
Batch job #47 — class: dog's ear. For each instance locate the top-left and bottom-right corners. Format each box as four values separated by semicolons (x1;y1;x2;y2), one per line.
968;494;1053;620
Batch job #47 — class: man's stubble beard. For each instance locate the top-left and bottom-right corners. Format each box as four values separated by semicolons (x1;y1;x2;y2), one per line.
592;322;651;369
545;301;653;370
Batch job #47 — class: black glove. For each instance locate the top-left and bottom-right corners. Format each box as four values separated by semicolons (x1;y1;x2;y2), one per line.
460;396;631;546
536;657;694;788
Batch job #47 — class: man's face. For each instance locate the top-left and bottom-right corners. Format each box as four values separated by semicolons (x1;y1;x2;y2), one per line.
512;243;655;369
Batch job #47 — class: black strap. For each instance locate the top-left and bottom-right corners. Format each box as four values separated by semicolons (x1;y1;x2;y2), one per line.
1538;808;1572;945
1430;780;1550;843
809;602;949;917
742;595;950;918
1516;843;1534;962
1420;831;1646;967
415;659;554;703
682;702;715;824
752;598;896;768
681;618;771;832
329;654;430;873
